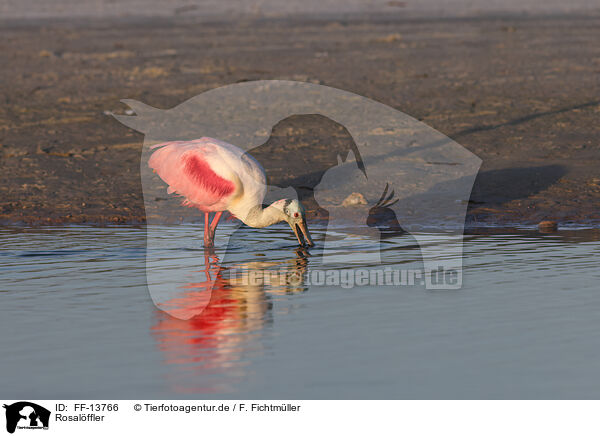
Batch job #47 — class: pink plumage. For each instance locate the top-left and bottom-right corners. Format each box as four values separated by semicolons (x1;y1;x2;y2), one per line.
148;138;240;212
183;154;235;198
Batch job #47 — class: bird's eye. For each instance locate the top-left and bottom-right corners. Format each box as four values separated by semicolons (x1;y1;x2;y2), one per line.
294;212;299;218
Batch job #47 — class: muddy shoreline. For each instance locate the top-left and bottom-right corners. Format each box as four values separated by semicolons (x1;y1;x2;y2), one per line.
1;14;599;228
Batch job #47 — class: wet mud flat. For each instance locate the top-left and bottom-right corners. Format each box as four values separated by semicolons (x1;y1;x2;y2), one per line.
1;13;599;227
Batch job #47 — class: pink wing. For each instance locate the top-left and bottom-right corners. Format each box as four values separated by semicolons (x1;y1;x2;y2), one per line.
148;138;239;212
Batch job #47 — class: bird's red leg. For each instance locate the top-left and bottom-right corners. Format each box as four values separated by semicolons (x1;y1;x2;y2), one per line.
209;211;223;245
204;212;213;248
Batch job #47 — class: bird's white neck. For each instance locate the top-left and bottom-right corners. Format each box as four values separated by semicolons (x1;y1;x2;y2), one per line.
231;202;287;229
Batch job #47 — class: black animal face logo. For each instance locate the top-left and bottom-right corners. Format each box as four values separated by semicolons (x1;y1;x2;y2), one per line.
3;402;50;434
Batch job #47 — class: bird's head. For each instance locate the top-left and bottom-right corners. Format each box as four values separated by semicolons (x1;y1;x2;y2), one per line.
282;199;314;247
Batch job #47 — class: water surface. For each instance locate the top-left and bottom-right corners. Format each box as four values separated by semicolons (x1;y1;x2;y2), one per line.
1;225;599;398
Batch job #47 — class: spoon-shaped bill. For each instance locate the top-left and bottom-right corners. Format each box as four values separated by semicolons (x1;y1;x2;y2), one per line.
290;218;314;247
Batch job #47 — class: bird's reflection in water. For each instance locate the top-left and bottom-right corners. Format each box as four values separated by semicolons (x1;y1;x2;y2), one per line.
151;247;309;394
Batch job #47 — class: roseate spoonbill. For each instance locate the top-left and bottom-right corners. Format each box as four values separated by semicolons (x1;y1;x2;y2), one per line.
148;137;314;248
